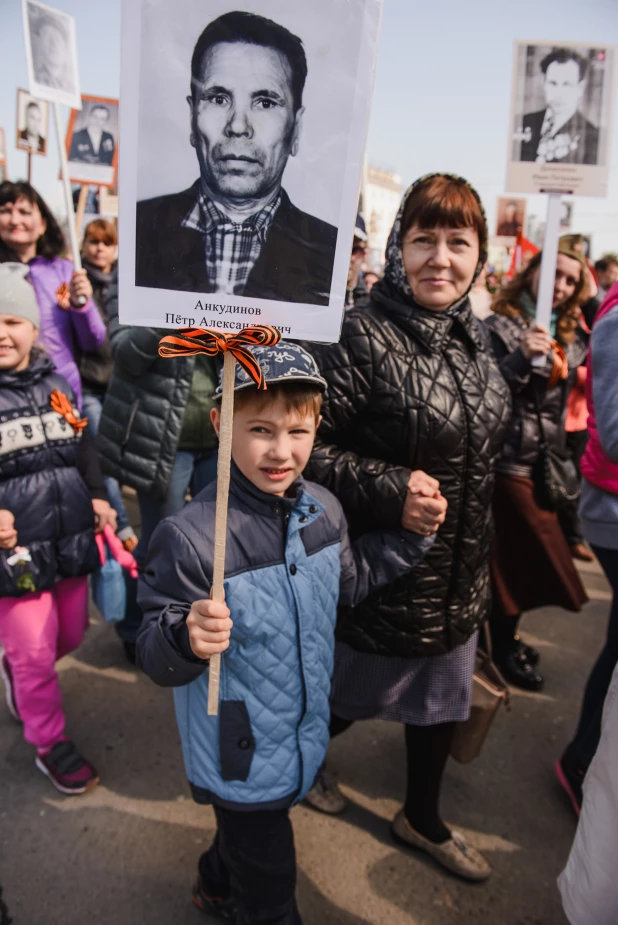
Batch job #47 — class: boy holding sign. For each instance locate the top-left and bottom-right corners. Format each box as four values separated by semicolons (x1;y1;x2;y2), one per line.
137;342;434;923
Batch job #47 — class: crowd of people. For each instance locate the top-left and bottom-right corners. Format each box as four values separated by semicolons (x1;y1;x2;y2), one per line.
0;169;617;923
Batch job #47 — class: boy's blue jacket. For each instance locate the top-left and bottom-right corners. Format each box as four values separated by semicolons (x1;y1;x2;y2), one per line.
137;465;432;811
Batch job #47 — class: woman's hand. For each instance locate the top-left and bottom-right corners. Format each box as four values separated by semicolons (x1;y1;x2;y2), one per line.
521;323;553;360
92;498;117;535
0;510;17;549
69;269;93;308
402;470;448;535
187;599;233;660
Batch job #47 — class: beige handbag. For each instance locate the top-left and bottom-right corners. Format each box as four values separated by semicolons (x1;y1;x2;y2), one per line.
450;624;510;764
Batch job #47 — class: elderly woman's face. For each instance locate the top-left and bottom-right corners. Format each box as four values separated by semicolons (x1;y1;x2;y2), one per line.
402;224;480;311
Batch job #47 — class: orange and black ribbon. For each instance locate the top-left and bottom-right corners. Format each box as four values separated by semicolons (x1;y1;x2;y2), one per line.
547;341;569;389
158;325;282;390
50;389;88;432
55;283;71;311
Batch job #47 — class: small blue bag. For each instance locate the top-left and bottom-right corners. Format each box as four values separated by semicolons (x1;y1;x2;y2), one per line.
91;531;127;623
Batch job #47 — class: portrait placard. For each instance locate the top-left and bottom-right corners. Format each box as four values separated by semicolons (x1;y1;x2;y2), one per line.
559;200;573;230
118;0;383;342
65;95;119;187
495;195;527;245
506;40;616;198
22;0;81;111
16;88;49;156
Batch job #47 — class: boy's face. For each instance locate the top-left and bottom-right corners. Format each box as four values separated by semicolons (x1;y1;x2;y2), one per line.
0;315;37;372
211;392;321;497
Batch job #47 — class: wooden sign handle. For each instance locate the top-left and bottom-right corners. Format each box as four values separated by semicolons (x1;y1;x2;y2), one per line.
207;351;236;716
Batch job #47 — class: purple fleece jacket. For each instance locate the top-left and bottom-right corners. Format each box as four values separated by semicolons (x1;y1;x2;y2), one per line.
28;256;106;408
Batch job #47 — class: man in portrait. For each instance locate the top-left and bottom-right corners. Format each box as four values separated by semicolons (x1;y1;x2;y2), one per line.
19;101;45;153
29;7;74;95
519;48;599;165
69;105;115;166
497;201;522;237
135;11;338;305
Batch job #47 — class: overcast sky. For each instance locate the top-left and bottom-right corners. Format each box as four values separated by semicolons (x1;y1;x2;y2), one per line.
2;0;618;254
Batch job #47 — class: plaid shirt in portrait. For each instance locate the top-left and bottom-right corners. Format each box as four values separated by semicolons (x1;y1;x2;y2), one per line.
182;188;282;295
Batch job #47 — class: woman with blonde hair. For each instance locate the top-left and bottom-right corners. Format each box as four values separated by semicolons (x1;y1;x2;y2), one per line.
485;244;589;690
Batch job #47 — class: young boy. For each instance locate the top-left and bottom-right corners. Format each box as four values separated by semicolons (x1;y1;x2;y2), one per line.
137;342;433;924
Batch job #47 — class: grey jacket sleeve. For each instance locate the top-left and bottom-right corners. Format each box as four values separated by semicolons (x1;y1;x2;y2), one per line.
136;521;211;687
337;500;435;607
106;270;168;378
591;309;618;462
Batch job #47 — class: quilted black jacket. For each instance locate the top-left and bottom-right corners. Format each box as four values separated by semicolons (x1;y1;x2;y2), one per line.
485;312;588;477
97;269;209;500
305;281;511;658
0;354;99;596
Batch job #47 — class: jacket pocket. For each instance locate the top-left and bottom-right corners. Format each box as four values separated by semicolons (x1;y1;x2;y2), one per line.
219;700;256;782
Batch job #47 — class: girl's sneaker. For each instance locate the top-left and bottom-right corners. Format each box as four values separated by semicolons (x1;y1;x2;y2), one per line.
35;741;99;795
0;652;19;721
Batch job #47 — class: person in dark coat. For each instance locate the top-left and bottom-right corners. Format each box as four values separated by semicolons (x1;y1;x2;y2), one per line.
485;243;590;691
79;219;137;552
303;174;511;882
519;48;599;165
0;263;115;796
135;11;337;305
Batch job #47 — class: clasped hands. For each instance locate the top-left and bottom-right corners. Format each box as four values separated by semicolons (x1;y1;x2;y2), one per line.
401;470;447;536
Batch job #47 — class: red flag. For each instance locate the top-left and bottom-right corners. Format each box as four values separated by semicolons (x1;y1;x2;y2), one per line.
505;230;539;279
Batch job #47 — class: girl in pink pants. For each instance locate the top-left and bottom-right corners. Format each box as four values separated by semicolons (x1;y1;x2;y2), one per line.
0;261;116;794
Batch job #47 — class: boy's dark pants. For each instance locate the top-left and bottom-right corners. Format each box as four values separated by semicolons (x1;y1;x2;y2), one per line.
200;805;302;924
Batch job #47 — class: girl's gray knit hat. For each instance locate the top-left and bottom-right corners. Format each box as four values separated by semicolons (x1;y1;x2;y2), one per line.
0;263;40;327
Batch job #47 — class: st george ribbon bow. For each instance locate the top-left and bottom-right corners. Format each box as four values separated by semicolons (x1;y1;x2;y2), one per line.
158;325;282;390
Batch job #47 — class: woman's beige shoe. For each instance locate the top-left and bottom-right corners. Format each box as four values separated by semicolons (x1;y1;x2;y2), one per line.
392;809;491;882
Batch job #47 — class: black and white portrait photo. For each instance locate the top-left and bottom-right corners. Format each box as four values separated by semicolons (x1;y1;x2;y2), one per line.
15;89;48;156
66;96;119;187
22;0;81;111
119;0;382;342
559;200;573;231
507;41;615;198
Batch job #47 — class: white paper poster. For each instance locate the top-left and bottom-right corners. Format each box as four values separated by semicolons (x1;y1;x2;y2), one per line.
22;0;81;111
15;88;49;157
506;41;616;198
118;0;383;341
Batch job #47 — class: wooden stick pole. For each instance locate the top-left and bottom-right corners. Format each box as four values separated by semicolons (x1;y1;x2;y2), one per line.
75;184;89;242
207;351;236;716
532;192;562;368
27;151;32;184
53;101;85;303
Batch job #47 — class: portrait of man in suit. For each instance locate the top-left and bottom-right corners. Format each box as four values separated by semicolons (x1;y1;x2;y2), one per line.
135;10;338;305
519;48;599;165
69;104;116;166
18;101;46;154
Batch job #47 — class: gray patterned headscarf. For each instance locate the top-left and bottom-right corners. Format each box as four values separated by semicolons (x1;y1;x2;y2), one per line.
383;173;488;307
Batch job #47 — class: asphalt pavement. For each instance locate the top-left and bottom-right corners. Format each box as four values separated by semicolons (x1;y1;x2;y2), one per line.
0;494;610;925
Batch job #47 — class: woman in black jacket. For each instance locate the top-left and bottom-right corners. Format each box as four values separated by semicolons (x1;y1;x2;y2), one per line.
485;245;589;691
304;174;511;881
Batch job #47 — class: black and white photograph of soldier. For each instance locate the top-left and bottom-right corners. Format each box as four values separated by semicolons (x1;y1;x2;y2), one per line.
513;44;609;166
496;196;526;238
135;9;338;305
16;89;48;156
559;200;573;231
68;98;117;166
26;2;74;96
